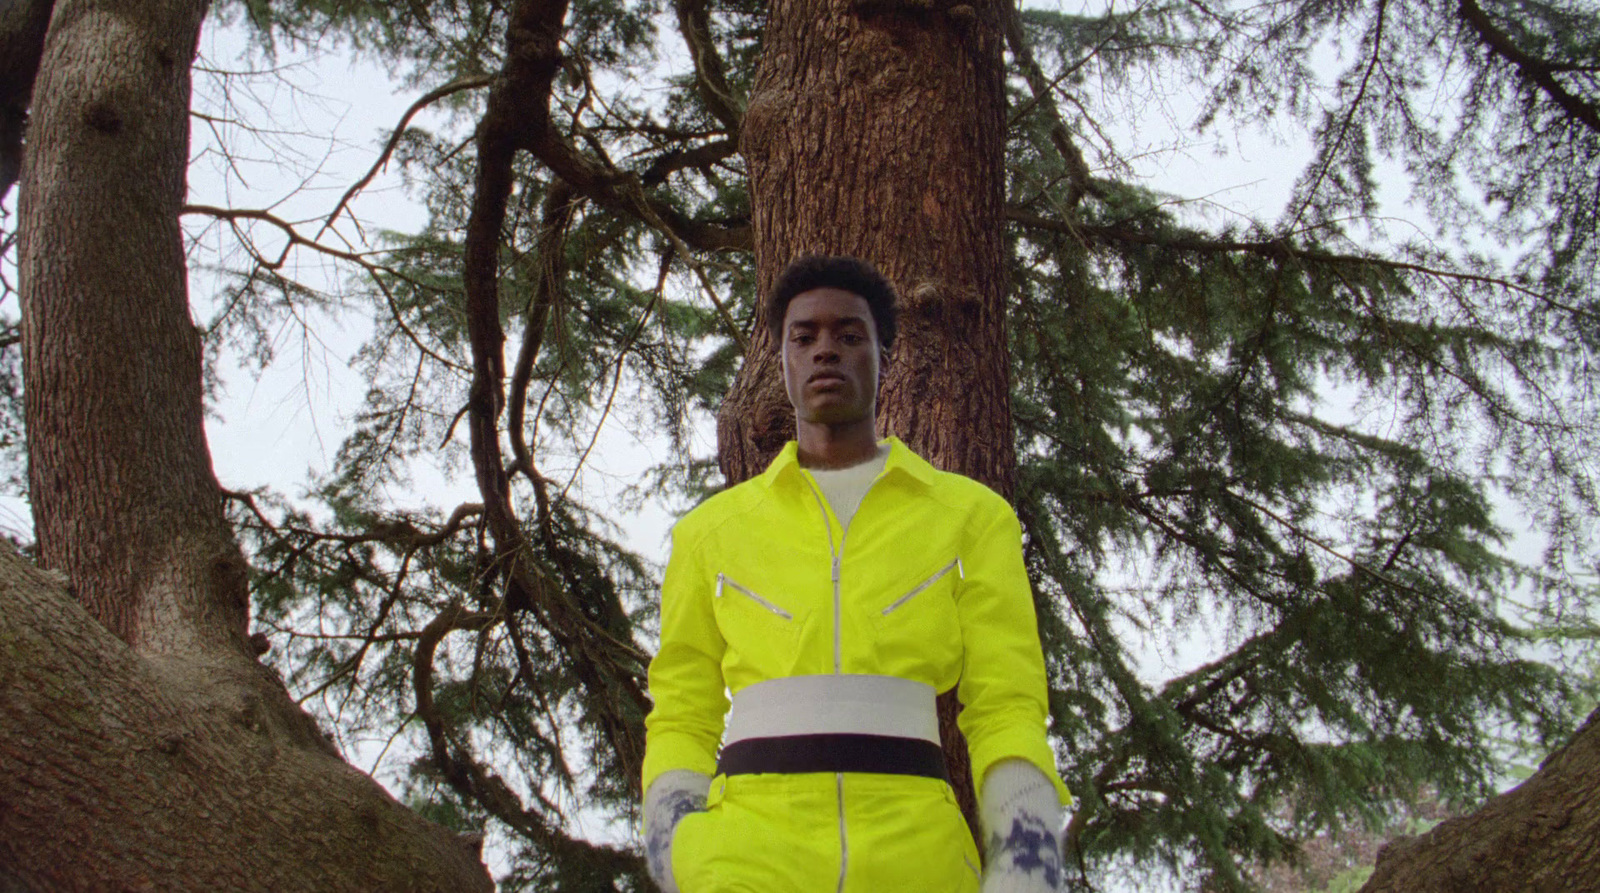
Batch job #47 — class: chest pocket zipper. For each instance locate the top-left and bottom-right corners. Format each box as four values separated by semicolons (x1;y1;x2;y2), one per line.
716;573;794;620
881;558;963;616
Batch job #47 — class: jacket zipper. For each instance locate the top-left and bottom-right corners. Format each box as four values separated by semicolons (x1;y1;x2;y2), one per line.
880;557;964;616
799;478;845;674
715;573;793;620
835;773;849;893
799;467;880;893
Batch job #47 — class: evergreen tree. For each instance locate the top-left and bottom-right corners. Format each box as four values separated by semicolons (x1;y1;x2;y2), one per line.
2;0;1597;889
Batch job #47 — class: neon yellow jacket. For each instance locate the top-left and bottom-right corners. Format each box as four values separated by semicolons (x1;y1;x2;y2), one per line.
643;437;1070;807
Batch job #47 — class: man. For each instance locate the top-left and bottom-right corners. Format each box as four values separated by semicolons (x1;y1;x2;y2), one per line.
643;256;1069;892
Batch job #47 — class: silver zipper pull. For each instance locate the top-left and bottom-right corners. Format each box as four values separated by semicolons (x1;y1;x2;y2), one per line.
716;573;725;597
956;557;965;580
832;555;841;584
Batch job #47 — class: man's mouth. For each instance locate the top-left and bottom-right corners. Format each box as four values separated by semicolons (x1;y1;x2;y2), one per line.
808;372;847;386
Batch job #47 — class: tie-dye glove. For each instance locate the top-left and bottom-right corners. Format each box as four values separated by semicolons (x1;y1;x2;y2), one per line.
643;769;711;893
979;759;1065;892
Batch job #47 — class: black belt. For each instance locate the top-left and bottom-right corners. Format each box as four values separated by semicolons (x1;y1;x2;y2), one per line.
717;733;948;780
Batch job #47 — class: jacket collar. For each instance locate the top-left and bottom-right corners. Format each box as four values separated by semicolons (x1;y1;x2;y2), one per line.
757;435;938;490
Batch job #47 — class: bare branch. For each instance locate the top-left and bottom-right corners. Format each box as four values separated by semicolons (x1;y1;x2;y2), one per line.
559;254;670;500
1218;487;1456;614
318;73;495;240
226;488;486;551
1008;209;1600;324
1285;0;1390;232
183;203;469;372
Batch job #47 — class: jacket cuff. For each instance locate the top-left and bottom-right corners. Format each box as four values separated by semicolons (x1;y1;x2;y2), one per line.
641;733;720;798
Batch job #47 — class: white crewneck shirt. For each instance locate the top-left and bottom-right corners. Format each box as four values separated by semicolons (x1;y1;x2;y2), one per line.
805;441;890;531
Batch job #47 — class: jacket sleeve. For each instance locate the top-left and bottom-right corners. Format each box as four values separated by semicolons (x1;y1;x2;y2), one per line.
642;523;729;797
956;499;1072;807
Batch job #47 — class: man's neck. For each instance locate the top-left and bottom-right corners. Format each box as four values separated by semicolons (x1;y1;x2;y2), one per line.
796;418;880;469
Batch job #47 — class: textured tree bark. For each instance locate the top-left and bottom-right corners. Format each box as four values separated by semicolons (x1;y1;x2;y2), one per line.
4;2;493;888
0;549;492;892
1358;707;1600;893
19;0;248;656
728;0;1012;847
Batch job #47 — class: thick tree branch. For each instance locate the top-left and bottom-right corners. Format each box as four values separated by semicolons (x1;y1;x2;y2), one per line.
500;180;636;670
462;0;650;823
673;0;744;135
527;127;750;251
1362;707;1600;892
507;180;577;487
0;547;493;891
640;135;738;188
467;8;749;253
1458;0;1600;136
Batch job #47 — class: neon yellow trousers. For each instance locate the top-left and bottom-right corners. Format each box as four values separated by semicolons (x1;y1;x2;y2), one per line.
671;771;981;892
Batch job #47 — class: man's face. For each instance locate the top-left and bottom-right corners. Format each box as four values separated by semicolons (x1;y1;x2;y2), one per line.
781;288;884;426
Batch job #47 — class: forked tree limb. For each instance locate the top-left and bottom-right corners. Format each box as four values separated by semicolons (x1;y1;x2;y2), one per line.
459;0;650;827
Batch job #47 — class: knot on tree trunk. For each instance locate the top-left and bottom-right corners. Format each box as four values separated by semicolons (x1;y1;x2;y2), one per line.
903;278;985;327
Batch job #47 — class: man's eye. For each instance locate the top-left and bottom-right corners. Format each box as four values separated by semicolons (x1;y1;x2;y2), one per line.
791;334;814;345
841;333;864;345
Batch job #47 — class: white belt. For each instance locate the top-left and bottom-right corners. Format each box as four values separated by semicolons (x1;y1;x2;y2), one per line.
725;674;939;745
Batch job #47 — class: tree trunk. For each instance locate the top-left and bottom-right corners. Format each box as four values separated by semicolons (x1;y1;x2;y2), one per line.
2;2;493;888
19;0;247;657
727;0;1012;846
1358;707;1600;893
